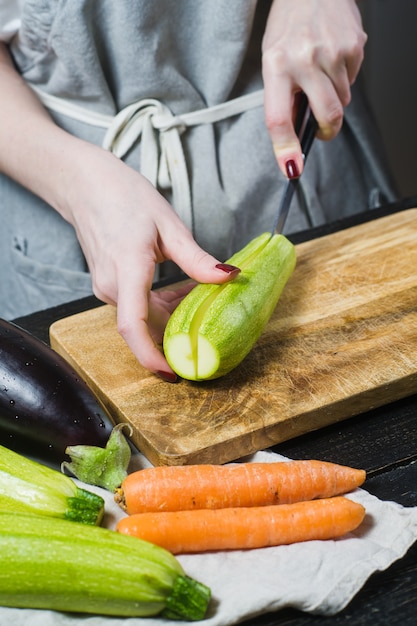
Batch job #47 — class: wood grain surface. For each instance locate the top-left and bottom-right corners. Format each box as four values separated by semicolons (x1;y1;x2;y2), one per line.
49;209;417;466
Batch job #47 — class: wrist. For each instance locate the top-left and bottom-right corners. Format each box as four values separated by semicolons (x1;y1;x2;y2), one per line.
49;135;112;223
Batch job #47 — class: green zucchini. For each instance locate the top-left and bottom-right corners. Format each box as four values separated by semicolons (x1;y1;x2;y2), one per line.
163;232;296;380
0;512;210;620
0;444;104;525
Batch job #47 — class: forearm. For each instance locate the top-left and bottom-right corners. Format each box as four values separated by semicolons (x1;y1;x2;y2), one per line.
0;43;103;222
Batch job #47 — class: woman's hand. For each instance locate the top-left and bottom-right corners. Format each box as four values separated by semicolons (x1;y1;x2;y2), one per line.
262;0;367;178
58;145;240;381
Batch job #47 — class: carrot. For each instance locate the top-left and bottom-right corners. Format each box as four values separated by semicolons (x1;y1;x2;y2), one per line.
115;460;366;514
116;496;366;554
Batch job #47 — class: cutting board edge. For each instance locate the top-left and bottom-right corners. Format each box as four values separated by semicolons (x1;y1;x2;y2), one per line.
50;328;125;423
50;317;417;466
139;377;417;465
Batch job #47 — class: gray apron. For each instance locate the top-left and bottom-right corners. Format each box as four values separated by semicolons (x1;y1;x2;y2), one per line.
0;0;397;319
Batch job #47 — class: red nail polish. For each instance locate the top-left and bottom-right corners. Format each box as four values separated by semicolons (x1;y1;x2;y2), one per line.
156;370;178;383
215;263;241;275
285;159;300;179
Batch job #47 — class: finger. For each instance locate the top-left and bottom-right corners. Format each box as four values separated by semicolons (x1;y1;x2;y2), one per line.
146;284;198;345
343;22;367;85
116;271;176;380
314;31;367;109
159;227;241;286
262;68;305;179
146;289;191;344
316;51;361;109
301;73;345;141
345;45;366;86
156;282;196;305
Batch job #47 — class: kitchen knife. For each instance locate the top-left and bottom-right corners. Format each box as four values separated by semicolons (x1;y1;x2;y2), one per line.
272;96;318;235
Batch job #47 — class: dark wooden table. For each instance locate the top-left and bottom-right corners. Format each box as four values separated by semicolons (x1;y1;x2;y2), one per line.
13;196;417;625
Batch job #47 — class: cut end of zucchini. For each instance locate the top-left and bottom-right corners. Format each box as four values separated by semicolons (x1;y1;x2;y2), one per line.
164;333;220;381
196;335;220;380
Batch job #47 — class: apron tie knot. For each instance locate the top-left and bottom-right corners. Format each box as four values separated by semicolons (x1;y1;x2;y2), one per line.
103;98;193;227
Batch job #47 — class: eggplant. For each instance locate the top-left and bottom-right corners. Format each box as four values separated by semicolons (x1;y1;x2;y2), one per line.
0;318;114;465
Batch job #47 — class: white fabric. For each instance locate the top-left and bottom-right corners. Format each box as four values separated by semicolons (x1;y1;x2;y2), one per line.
2;449;417;625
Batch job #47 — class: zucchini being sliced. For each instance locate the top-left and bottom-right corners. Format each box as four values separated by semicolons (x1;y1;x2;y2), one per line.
163;233;296;380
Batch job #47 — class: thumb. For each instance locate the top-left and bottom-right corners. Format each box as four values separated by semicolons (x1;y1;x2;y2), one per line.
169;235;241;285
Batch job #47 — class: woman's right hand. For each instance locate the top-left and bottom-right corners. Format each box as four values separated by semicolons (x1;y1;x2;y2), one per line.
262;0;367;178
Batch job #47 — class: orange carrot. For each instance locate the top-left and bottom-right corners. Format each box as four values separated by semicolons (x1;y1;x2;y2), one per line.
116;496;366;554
116;460;366;514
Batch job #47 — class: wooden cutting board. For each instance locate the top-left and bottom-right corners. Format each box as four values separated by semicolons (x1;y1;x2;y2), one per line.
50;209;417;466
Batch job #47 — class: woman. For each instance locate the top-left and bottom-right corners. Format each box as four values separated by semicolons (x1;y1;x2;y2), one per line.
0;0;397;380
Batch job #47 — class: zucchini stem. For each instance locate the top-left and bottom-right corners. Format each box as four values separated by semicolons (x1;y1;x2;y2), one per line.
161;575;212;621
0;444;104;525
62;423;132;492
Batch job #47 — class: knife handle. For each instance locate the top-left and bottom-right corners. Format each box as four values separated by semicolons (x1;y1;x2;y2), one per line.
300;111;318;163
296;93;318;163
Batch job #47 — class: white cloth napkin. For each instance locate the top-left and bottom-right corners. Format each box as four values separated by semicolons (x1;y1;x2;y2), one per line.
4;450;417;626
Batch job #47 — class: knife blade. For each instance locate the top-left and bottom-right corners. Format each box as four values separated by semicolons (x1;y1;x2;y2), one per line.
272;96;318;235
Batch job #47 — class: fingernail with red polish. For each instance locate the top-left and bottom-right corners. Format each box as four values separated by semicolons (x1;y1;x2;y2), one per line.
215;263;241;276
156;370;178;383
285;159;300;180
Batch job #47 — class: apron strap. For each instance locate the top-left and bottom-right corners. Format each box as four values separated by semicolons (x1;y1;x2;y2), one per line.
30;86;264;232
